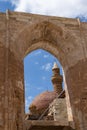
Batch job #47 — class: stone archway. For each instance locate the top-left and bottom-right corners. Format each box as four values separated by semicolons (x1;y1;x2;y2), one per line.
24;46;74;129
13;20;80;130
0;11;87;130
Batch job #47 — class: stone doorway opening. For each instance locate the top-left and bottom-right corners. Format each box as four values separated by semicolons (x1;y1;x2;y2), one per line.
15;20;75;129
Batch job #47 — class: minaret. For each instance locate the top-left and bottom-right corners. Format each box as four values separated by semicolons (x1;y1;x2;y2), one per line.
51;62;63;95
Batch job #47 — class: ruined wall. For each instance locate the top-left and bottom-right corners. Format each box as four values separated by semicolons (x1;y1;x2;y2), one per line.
0;10;87;130
49;98;68;124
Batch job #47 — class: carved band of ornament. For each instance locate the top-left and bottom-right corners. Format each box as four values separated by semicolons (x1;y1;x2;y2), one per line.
16;17;31;22
65;24;79;28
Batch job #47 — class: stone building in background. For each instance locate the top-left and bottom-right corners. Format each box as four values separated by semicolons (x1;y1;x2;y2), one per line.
0;10;87;130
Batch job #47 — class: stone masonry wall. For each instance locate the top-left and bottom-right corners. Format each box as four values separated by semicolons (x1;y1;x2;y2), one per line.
8;49;24;130
0;44;5;130
0;11;87;130
65;59;87;130
49;98;68;124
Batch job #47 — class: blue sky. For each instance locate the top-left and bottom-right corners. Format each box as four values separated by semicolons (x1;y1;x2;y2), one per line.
24;49;62;112
0;0;87;112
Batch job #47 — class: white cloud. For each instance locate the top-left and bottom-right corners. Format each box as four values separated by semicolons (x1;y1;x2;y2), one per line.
28;50;41;57
35;62;39;65
43;55;49;58
25;96;33;112
25;99;29;107
28;96;33;100
36;87;43;90
41;63;52;71
42;76;46;80
25;80;30;87
10;0;87;18
33;50;41;56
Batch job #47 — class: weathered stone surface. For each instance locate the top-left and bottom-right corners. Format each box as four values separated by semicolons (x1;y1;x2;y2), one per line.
49;98;68;123
24;120;75;130
0;10;87;130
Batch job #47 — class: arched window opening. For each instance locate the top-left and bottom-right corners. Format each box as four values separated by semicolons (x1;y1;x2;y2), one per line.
24;49;66;121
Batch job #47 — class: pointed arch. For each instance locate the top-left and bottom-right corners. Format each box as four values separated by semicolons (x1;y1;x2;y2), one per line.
13;21;75;68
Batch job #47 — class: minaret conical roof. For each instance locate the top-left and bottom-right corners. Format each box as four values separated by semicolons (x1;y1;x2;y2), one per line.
52;62;59;69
